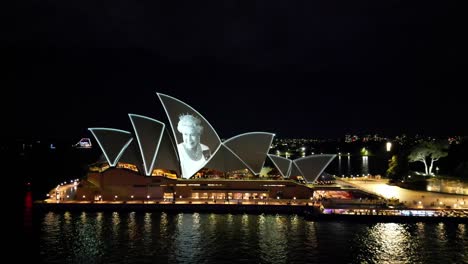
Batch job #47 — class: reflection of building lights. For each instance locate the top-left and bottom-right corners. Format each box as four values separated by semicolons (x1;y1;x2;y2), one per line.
361;148;369;156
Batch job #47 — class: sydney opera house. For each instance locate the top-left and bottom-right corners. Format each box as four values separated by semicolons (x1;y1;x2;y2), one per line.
75;93;336;202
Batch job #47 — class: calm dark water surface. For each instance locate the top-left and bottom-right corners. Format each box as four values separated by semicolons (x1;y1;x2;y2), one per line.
26;210;467;264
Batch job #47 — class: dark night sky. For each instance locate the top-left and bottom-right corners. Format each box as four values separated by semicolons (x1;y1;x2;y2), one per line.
13;0;466;141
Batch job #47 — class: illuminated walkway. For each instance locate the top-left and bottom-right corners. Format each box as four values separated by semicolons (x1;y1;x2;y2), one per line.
337;177;467;209
44;178;468;212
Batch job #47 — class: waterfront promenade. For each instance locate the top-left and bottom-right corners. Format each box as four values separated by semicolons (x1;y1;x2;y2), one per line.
337;177;467;210
36;178;468;221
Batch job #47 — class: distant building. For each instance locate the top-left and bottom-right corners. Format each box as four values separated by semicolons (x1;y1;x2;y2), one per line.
73;138;92;149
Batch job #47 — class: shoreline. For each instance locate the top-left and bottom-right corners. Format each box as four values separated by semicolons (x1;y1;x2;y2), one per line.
33;201;311;214
33;201;467;223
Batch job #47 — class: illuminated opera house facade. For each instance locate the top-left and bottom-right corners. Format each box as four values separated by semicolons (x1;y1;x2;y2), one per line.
77;93;336;202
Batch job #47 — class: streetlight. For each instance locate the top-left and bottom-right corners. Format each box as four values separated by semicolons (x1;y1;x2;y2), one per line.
386;142;392;152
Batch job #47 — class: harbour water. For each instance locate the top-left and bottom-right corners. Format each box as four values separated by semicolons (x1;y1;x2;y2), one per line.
327;154;388;177
24;208;467;264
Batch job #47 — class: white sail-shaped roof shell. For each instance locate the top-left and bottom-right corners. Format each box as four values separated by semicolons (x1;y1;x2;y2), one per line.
88;128;133;167
119;139;145;174
204;144;250;173
157;93;222;178
129;114;165;176
104;126;180;176
152;129;181;176
88;94;337;181
223;132;275;175
293;154;336;183
268;154;292;178
289;162;304;179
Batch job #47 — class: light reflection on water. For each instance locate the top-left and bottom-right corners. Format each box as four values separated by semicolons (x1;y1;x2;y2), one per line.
173;213;202;263
330;155;387;176
457;224;466;240
258;214;287;264
35;212;467;264
358;223;416;263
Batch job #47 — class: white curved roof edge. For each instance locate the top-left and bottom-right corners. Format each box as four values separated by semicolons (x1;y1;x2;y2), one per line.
88;128;133;167
165;129;180;163
221;143;257;176
291;161;306;181
286;162;292;177
156;92;222;143
204;144;251;174
267;154;292;178
224;132;275;174
156;92;223;177
293;154;337;183
88;127;132;134
312;155;337;182
223;131;275;144
257;133;276;174
128;113;166;176
113;138;134;167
